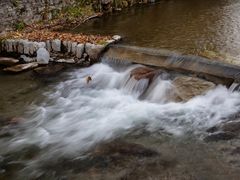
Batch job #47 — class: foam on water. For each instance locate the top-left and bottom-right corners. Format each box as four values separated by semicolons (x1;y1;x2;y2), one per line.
4;62;240;157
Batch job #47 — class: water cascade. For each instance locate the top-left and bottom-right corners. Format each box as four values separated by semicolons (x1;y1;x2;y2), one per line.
1;60;240;161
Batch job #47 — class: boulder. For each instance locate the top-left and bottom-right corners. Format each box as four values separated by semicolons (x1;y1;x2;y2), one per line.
51;39;61;52
3;62;38;73
0;57;19;66
37;48;50;65
130;67;156;81
76;44;84;58
172;76;216;102
33;64;65;77
85;43;105;60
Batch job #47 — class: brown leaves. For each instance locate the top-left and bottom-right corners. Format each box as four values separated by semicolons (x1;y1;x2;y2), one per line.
4;30;111;44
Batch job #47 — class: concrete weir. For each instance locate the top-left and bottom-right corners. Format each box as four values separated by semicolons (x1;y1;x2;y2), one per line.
102;45;240;85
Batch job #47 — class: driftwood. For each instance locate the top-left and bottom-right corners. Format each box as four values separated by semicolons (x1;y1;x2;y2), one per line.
72;13;103;30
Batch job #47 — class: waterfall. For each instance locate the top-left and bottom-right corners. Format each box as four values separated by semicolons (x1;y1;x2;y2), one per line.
230;82;240;92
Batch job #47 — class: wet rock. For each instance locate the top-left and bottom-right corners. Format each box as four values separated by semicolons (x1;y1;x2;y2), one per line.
33;64;65;77
3;62;38;73
51;39;61;52
85;43;105;61
172;76;216;101
204;132;237;142
0;57;19;66
20;55;36;63
130;67;156;81
206;126;219;133
221;121;240;134
93;141;159;157
112;35;122;41
56;59;75;64
37;48;50;65
76;44;84;58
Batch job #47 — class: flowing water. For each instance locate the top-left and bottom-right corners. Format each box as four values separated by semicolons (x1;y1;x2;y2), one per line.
1;0;240;179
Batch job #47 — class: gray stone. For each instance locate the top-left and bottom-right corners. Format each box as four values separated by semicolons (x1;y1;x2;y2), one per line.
85;43;105;60
29;42;35;55
172;76;216;102
46;40;52;52
76;44;84;58
23;40;30;55
6;39;13;52
51;39;61;52
71;42;78;55
67;41;72;53
37;48;50;65
17;40;25;54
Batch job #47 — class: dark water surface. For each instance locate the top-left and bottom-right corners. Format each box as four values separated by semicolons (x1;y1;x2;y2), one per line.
72;0;240;56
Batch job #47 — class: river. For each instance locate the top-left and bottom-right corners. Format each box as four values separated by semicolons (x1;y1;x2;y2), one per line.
1;0;240;179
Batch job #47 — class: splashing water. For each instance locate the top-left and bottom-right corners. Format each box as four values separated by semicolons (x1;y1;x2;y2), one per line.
3;62;240;158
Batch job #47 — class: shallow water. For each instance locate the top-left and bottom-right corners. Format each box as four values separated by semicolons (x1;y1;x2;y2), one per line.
72;0;240;56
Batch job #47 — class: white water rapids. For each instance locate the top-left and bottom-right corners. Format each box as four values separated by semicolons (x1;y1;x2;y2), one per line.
4;62;240;158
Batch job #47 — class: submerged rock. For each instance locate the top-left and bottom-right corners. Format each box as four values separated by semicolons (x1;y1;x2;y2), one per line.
221;121;240;134
204;132;237;142
3;62;38;73
33;64;65;77
172;76;216;102
37;48;50;65
93;141;159;157
130;67;157;81
0;57;19;66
